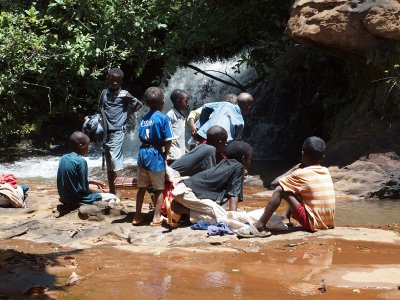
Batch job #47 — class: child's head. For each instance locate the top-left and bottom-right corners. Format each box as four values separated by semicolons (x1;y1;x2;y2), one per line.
143;87;164;110
224;93;238;105
107;68;124;90
170;89;189;111
69;131;90;156
206;126;228;153
237;93;254;116
301;136;326;165
226;141;253;171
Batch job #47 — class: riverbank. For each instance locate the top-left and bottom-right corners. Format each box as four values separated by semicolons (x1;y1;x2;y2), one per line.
0;185;400;299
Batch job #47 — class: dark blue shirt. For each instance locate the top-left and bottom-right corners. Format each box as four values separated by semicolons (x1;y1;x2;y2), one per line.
57;152;101;204
99;88;142;131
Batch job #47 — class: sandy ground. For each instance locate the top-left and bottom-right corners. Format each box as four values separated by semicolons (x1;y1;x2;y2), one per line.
0;186;400;299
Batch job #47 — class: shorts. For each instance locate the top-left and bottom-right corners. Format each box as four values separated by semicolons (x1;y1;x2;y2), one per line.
104;129;125;172
291;203;311;231
137;166;165;190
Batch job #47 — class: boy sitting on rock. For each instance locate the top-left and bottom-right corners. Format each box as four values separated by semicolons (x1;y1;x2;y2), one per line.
170;125;228;176
168;141;252;227
252;136;335;236
57;131;119;207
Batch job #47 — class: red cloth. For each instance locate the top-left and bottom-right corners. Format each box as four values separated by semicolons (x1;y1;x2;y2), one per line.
161;181;175;216
0;173;18;189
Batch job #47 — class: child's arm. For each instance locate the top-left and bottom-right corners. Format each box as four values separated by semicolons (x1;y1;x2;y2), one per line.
164;140;172;161
88;179;106;193
271;163;303;187
187;107;202;136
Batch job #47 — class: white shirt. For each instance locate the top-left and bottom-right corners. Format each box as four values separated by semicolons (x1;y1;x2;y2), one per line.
167;108;186;160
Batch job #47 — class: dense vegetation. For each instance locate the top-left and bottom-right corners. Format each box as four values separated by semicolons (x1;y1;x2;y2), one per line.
0;0;289;147
1;0;397;151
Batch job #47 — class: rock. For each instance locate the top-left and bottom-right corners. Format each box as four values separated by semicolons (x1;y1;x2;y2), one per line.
330;152;400;199
78;204;105;221
286;0;400;59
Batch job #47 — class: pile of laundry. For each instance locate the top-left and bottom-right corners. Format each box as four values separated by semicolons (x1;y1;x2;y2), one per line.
190;209;288;238
0;173;29;208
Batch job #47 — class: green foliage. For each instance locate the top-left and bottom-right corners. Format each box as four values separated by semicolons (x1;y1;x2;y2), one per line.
0;0;291;147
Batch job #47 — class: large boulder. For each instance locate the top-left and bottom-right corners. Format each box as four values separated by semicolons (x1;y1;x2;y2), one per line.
286;0;400;58
329;152;400;199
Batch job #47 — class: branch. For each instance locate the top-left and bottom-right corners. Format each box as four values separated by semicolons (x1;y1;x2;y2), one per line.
187;64;267;91
187;64;245;90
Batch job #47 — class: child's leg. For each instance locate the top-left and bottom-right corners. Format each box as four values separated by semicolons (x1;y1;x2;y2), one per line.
133;187;146;223
151;190;163;223
255;186;300;231
148;170;166;224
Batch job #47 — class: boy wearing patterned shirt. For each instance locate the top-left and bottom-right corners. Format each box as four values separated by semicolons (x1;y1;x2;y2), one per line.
133;87;174;226
255;136;335;233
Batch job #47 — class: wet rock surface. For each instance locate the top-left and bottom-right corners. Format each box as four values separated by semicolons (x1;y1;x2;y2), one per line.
329;152;400;199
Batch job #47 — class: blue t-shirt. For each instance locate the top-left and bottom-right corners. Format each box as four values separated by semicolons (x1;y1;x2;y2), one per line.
57;152;102;204
137;110;174;172
197;102;244;142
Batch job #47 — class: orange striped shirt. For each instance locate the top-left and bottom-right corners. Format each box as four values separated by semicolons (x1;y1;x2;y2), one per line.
279;165;335;231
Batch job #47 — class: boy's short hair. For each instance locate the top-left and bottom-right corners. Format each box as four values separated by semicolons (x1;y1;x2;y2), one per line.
170;89;189;104
108;68;124;78
69;131;89;150
143;87;164;104
302;136;326;161
226;141;253;162
207;125;227;145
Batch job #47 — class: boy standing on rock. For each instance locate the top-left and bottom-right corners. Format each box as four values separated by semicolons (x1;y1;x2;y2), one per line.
133;87;174;226
99;68;142;195
250;136;335;237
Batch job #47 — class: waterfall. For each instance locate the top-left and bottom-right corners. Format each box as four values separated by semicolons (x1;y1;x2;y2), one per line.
123;53;261;159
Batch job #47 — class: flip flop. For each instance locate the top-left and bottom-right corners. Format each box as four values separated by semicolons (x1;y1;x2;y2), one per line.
132;215;145;225
165;199;181;229
236;223;271;238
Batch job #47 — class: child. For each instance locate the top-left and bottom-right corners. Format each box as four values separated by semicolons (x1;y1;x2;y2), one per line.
169;141;253;226
57;131;118;205
170;125;228;176
187;93;237;148
133;87;174;226
253;136;335;236
166;89;190;164
196;93;253;143
99;68;142;195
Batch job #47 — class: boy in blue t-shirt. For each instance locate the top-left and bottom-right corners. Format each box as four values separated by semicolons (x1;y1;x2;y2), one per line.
133;87;174;226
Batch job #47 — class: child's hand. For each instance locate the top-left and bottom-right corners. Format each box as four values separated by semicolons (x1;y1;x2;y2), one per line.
89;180;106;189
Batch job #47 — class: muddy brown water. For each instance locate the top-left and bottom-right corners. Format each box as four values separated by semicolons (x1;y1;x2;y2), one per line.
1;237;400;299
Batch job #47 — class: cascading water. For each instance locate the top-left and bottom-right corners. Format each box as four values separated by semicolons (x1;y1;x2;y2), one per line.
123;54;260;159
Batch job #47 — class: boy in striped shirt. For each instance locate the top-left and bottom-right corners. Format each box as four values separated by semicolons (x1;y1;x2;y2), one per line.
255;136;335;233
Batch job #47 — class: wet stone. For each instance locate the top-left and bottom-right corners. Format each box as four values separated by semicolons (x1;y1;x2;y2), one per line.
78;205;105;221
